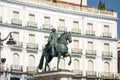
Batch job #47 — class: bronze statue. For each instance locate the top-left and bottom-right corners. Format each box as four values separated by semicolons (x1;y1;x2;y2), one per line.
38;30;72;71
48;28;58;56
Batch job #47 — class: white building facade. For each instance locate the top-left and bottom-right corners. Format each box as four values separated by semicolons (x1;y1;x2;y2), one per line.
0;0;118;80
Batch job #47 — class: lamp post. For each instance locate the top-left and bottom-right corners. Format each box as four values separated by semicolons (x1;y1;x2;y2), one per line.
0;32;16;70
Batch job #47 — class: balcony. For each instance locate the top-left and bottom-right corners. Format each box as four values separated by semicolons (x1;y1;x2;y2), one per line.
102;32;111;38
101;72;115;79
86;49;96;58
10;65;23;72
42;24;52;31
86;30;95;36
72;70;82;76
27;21;37;28
71;28;81;34
27;66;38;74
86;71;97;77
11;41;23;51
27;43;38;52
71;48;82;57
20;0;117;17
11;19;22;26
58;26;66;32
102;51;112;59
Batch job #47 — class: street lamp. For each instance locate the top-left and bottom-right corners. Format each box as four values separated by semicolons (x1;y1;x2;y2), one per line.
0;32;16;70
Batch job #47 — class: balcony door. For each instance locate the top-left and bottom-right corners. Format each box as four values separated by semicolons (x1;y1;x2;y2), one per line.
13;53;20;65
88;42;93;51
13;11;19;19
87;23;93;31
29;34;35;43
104;43;109;55
104;25;109;33
88;60;94;71
29;55;35;67
29;14;35;22
44;17;50;25
59;19;65;27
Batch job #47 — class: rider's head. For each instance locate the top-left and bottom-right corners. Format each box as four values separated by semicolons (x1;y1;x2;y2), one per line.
52;28;56;33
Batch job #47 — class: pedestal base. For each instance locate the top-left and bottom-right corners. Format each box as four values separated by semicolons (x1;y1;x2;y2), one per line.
34;70;75;80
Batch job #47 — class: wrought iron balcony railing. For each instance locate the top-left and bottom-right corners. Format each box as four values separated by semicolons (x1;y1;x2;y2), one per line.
27;21;37;28
72;70;82;76
21;0;117;17
86;49;96;56
10;65;23;72
71;28;81;34
86;71;97;77
11;19;22;26
12;41;23;48
42;24;52;30
101;72;115;79
71;48;82;55
86;30;95;36
58;26;66;32
27;43;38;50
102;51;112;59
102;32;111;38
27;66;38;74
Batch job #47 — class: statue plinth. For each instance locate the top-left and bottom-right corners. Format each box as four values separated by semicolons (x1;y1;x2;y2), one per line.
34;70;75;80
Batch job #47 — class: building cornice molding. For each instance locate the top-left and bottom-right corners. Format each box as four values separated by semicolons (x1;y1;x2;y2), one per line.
0;23;117;42
0;0;118;21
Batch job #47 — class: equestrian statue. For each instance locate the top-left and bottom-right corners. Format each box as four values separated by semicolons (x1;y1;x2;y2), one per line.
38;28;72;71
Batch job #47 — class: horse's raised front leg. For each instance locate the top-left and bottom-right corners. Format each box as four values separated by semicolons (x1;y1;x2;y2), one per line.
57;52;61;70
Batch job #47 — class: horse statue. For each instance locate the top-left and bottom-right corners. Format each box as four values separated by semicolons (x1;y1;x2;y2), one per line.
38;32;72;71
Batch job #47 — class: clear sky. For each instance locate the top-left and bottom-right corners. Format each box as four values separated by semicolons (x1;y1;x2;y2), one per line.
87;0;120;37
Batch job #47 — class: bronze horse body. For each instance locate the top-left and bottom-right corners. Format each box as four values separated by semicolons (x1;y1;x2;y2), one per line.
38;32;72;71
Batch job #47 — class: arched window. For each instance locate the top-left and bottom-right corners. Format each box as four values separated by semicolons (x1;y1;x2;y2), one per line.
88;60;94;71
59;58;65;69
73;59;79;70
29;55;35;66
13;53;20;65
104;62;110;72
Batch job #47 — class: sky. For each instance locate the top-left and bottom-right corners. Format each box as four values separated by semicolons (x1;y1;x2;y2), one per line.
87;0;120;37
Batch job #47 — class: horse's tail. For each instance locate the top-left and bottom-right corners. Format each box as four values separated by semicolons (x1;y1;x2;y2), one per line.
38;54;44;70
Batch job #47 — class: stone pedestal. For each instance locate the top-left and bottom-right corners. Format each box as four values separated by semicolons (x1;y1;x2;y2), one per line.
34;70;75;80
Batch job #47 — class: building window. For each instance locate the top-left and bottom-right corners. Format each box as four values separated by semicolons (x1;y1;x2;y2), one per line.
29;34;35;43
104;25;109;33
87;23;93;31
103;25;111;37
73;40;79;49
88;42;93;50
29;14;35;22
13;53;20;65
104;62;110;72
86;23;95;36
73;21;79;29
13;32;19;42
13;11;19;19
88;60;94;71
73;59;79;70
59;19;65;27
29;55;35;66
59;58;65;69
104;43;109;52
44;17;50;25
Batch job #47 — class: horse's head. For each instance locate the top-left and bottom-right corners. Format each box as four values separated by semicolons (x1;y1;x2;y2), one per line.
65;32;72;43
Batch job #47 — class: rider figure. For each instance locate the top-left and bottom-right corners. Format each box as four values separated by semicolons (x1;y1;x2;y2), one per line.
48;28;58;56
